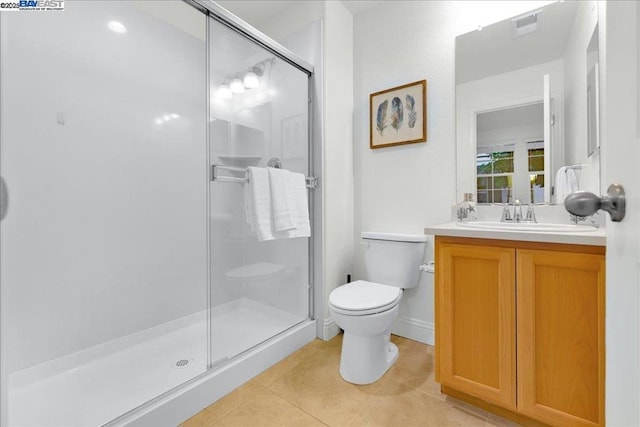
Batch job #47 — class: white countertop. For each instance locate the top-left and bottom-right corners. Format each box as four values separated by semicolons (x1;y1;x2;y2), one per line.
424;221;606;246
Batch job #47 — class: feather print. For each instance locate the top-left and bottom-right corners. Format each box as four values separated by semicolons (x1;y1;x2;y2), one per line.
406;94;417;128
390;97;403;131
376;100;389;136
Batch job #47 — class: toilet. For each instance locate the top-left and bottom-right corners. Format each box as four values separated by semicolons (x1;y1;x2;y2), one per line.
328;232;427;385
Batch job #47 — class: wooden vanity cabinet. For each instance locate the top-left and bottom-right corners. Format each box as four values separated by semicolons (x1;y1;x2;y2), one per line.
435;236;605;427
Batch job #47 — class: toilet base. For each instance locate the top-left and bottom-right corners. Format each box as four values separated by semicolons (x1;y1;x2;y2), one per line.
339;332;399;385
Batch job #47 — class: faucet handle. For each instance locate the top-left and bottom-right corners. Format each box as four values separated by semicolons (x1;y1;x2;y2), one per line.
525;204;537;223
513;200;523;221
501;205;512;222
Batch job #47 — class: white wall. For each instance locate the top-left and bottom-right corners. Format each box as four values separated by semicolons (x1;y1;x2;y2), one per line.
353;1;456;344
353;1;561;344
321;1;354;337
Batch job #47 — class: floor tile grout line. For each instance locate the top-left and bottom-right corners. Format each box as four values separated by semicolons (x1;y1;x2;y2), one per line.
207;381;270;426
256;342;328;387
379;376;504;426
184;349;324;426
209;383;327;426
262;347;376;427
209;386;274;426
261;383;331;426
343;383;380;426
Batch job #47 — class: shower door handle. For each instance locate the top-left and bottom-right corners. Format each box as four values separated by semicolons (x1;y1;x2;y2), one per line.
0;175;7;221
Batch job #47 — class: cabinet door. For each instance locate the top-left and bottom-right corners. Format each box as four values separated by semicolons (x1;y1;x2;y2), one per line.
436;240;516;409
517;249;605;427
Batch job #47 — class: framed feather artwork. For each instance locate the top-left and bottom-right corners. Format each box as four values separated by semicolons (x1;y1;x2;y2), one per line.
369;80;427;149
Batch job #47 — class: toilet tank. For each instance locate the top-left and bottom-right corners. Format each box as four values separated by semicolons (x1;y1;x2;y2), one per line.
361;232;427;289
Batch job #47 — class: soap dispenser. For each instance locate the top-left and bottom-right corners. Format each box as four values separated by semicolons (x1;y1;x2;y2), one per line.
456;193;478;221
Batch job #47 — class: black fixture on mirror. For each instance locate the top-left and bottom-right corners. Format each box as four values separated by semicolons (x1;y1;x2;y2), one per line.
564;184;625;222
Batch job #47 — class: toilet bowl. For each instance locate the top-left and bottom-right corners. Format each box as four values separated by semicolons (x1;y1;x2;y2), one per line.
329;280;402;384
328;232;427;385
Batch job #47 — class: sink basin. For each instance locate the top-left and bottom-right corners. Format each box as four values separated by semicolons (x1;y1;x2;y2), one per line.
456;221;599;233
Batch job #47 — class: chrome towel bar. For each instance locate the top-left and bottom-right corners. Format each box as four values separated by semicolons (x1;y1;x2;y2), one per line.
210;164;318;189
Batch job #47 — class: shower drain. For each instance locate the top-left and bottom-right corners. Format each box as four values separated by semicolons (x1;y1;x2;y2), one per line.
175;358;193;368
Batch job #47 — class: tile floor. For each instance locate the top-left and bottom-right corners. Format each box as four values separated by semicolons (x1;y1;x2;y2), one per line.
181;334;519;426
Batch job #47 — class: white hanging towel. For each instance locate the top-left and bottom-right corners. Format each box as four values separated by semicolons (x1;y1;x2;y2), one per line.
555;166;579;204
245;167;310;241
268;167;297;232
290;171;311;238
245;167;273;240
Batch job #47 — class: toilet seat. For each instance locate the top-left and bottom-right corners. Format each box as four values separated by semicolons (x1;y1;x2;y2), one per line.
329;280;402;316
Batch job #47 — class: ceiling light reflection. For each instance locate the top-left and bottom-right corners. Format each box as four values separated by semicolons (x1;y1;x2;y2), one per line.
230;78;245;94
108;21;127;34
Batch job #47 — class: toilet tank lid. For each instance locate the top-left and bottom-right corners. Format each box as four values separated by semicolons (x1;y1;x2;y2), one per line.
361;232;428;243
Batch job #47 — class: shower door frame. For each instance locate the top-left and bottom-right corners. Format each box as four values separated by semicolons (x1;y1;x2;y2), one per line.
188;0;317;370
0;1;317;425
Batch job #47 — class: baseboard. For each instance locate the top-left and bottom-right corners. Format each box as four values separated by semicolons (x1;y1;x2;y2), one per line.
323;317;341;341
391;316;434;345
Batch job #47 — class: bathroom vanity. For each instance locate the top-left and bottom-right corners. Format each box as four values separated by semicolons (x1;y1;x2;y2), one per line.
425;223;605;427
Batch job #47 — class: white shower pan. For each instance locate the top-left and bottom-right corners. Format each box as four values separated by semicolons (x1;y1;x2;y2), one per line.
8;298;311;427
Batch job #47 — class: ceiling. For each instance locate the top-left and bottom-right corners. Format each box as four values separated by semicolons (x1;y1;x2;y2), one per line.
217;0;383;26
341;1;382;15
215;1;292;26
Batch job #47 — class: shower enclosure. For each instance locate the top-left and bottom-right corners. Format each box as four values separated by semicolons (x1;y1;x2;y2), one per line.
0;1;315;426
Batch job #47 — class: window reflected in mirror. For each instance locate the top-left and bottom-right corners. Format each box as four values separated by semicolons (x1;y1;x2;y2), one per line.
476;150;514;204
475;102;544;204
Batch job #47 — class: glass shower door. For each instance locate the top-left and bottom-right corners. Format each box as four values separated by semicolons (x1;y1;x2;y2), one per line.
208;17;311;363
0;2;208;425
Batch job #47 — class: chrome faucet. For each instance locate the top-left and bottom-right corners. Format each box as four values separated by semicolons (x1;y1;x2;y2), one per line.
500;205;512;222
524;204;537;222
500;199;537;223
513;199;523;222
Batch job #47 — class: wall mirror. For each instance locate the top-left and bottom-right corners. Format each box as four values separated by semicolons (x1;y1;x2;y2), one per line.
455;1;600;205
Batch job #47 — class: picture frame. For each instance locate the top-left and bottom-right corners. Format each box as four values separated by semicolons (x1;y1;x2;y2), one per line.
369;80;427;149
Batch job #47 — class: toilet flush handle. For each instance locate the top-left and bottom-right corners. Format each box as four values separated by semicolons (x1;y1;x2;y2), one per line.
419;262;435;273
360;241;370;249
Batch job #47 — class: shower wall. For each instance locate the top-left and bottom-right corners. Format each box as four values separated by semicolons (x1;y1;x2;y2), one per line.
0;1;207;373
